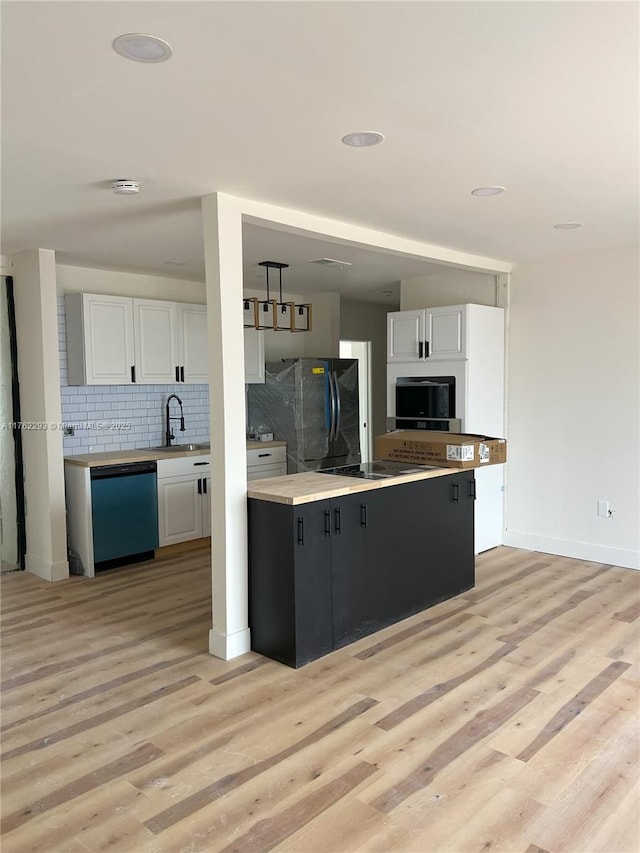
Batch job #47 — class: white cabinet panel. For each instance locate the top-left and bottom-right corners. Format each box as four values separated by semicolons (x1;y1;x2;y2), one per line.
133;299;179;384
387;310;425;363
66;293;135;385
157;454;211;546
427;306;466;359
244;328;265;383
158;474;202;545
179;304;208;384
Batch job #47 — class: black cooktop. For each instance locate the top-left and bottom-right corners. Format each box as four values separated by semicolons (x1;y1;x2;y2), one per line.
318;460;439;480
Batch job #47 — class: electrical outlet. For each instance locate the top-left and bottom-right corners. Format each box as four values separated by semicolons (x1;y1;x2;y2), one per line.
597;500;612;518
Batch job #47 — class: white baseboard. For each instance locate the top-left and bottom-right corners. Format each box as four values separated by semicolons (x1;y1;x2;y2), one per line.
209;626;251;660
503;531;639;571
26;554;70;581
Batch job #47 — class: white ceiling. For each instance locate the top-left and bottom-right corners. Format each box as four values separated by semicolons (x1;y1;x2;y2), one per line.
2;1;637;303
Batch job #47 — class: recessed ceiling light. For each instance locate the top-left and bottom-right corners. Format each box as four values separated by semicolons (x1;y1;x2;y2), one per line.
341;131;384;148
112;33;173;63
471;186;505;197
164;259;186;266
553;222;583;230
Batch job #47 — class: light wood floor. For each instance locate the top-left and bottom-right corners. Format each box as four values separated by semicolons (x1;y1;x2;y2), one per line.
1;545;638;853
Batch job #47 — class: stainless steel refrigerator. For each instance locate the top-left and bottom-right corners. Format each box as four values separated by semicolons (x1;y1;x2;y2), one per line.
247;358;361;472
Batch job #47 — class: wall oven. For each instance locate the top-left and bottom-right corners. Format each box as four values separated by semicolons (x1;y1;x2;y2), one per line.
394;376;461;432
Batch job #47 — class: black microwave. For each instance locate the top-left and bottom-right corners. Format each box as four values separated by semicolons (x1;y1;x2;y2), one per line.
395;376;460;431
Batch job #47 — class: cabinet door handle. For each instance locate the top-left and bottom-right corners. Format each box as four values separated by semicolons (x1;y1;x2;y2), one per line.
175;366;180;382
425;340;430;358
334;507;341;534
297;517;304;545
451;482;459;503
258;453;272;458
418;340;424;359
193;461;208;466
180;365;185;383
360;503;367;528
469;478;476;500
197;477;202;495
131;365;136;383
324;509;331;536
202;477;207;494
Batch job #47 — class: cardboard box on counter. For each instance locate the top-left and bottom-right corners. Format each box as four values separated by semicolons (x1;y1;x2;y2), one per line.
375;430;507;469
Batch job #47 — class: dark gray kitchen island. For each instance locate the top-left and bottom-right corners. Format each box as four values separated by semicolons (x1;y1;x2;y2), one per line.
247;465;475;668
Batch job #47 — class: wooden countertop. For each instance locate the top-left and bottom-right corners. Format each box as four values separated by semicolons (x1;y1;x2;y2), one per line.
246;440;288;450
247;467;460;505
65;440;286;468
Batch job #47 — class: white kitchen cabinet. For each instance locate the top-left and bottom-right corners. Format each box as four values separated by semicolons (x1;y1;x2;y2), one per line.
133;298;180;384
387;305;466;363
157;456;211;546
246;444;287;480
66;293;135;385
66;293;209;385
178;303;208;383
244;328;265;384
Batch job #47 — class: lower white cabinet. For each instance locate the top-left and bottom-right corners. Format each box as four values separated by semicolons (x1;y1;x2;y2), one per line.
246;445;287;481
157;456;211;546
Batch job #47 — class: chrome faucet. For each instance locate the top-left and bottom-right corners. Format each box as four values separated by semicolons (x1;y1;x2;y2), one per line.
165;394;185;447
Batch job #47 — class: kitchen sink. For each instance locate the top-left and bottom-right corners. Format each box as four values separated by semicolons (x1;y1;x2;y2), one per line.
150;443;210;452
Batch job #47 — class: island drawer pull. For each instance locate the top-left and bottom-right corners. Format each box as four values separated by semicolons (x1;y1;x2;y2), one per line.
193;461;208;466
258;453;272;458
334;507;341;534
360;503;367;528
297;517;304;545
469;478;476;500
451;482;460;503
324;510;331;536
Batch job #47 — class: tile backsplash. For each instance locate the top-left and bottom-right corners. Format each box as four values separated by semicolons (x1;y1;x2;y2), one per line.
58;296;210;455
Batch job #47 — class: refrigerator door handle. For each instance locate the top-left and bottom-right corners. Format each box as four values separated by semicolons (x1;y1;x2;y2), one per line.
333;371;341;439
327;370;336;441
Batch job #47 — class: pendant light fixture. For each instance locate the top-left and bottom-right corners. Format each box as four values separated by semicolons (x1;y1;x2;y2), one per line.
245;261;312;332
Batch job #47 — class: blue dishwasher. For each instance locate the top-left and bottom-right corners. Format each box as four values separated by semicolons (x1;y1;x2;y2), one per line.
90;461;159;568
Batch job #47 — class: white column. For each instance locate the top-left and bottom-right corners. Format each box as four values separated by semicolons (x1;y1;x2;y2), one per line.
12;249;68;581
201;193;251;660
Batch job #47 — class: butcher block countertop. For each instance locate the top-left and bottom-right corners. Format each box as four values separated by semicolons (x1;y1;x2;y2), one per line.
247;467;459;505
65;440;286;468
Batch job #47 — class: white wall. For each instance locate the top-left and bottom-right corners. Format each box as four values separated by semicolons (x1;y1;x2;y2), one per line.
401;270;497;309
505;246;639;569
340;298;391;439
57;264;206;303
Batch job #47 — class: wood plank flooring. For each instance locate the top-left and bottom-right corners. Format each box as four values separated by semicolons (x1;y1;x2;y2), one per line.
1;545;638;853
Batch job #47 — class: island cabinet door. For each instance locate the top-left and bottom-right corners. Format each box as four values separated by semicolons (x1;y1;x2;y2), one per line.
365;474;476;624
248;499;333;668
330;490;394;648
386;471;475;613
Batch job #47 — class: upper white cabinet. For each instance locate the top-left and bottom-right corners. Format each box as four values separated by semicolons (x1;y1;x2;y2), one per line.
133;299;179;384
65;293;208;385
388;304;497;363
178;303;209;384
66;293;135;385
244;328;265;384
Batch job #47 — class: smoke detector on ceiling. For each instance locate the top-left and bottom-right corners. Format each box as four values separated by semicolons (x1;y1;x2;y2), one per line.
111;179;140;194
308;258;352;269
